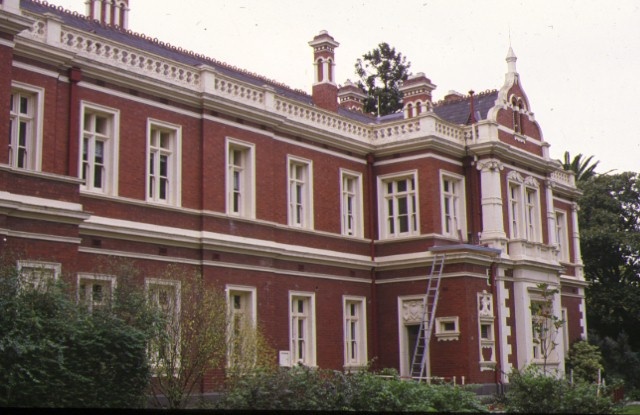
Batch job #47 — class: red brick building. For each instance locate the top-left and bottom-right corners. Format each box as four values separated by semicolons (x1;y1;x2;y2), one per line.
0;0;587;390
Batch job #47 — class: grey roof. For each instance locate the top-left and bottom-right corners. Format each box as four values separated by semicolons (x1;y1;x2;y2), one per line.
20;1;498;127
433;91;499;125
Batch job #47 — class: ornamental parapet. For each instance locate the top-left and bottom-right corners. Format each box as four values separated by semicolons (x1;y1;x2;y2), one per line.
17;13;469;148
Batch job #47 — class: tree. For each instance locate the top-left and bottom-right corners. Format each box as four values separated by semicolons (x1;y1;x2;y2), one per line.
355;42;411;116
530;283;564;373
0;258;153;408
562;151;600;183
566;340;604;383
147;265;273;409
578;172;640;349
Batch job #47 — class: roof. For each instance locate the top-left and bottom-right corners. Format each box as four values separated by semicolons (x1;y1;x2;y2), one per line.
20;0;498;127
433;90;499;125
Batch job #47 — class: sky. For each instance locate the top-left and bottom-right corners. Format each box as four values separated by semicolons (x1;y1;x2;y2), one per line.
50;0;640;174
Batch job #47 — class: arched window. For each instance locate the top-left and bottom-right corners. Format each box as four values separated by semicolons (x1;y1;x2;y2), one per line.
511;96;523;134
327;59;333;83
416;102;422;115
316;59;324;83
407;103;413;118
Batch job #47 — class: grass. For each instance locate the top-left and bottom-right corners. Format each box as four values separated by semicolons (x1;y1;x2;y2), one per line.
623;404;640;414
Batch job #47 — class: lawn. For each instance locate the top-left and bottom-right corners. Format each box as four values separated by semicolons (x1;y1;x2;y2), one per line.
623;404;640;414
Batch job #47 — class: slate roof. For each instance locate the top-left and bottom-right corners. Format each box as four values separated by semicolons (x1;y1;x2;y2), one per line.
20;0;499;127
433;91;499;125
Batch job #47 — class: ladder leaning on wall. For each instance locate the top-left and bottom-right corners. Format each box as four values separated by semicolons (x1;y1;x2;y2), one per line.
410;253;445;382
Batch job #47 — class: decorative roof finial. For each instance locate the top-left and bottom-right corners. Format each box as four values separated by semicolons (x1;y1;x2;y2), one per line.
506;46;518;74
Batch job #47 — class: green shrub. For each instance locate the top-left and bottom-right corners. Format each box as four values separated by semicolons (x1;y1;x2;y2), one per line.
217;365;486;412
0;262;153;407
566;340;604;383
505;366;622;414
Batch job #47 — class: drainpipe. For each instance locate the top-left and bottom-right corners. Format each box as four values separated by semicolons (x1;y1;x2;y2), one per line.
366;153;378;364
68;67;82;177
490;261;504;391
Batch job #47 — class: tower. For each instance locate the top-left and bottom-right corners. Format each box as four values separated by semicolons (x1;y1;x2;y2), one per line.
308;30;339;112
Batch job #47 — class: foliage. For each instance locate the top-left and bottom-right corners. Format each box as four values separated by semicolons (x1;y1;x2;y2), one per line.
566;340;604;383
0;259;153;408
505;366;621;414
590;331;640;392
579;172;640;350
147;265;273;409
530;283;564;373
355;42;411;116
562;151;600;182
217;365;486;412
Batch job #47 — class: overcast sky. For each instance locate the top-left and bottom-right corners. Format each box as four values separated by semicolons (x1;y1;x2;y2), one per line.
51;0;639;174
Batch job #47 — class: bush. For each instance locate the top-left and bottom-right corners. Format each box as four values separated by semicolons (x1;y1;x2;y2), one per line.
505;366;622;414
217;365;487;412
566;340;604;383
0;261;153;407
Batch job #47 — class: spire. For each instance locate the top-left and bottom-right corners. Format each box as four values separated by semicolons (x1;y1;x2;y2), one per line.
506;46;518;74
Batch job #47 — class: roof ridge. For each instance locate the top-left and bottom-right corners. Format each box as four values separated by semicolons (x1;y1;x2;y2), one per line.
28;0;310;98
433;89;497;107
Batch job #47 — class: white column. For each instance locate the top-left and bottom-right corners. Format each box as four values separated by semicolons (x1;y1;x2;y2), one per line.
478;159;507;244
571;203;583;265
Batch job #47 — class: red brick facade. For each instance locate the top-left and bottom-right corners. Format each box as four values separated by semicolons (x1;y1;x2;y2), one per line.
0;0;588;391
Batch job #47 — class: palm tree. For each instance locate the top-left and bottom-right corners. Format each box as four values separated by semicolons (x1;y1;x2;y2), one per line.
563;151;600;182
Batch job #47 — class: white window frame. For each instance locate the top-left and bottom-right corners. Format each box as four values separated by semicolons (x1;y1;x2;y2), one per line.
225;138;256;218
9;82;44;171
340;169;364;237
145;278;182;369
80;101;120;195
16;260;60;290
378;171;419;239
555;210;570;262
440;171;466;239
524;186;542;242
77;273;117;312
287;156;314;229
146;119;182;206
435;316;460;341
226;285;258;368
343;295;367;368
289;291;316;366
508;181;523;239
561;307;569;354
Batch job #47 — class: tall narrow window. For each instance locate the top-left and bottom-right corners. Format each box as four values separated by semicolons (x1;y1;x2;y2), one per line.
441;173;466;239
146;278;181;369
344;297;367;367
9;91;33;169
226;139;255;218
78;274;116;312
555;210;569;261
508;182;522;239
147;120;181;206
226;286;257;369
380;173;418;238
341;170;363;237
289;292;316;366
525;187;540;242
288;157;313;228
80;103;119;195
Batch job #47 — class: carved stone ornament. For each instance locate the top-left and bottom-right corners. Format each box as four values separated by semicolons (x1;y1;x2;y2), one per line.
507;170;524;183
478;290;494;317
402;300;425;324
524;176;540;188
476;159;504;172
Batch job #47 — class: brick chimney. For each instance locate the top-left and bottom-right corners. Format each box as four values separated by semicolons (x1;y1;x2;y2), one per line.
398;72;436;119
86;0;129;29
309;30;339;112
338;80;366;112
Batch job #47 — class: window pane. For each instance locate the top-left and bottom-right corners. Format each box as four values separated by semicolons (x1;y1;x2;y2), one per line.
19;96;29;114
